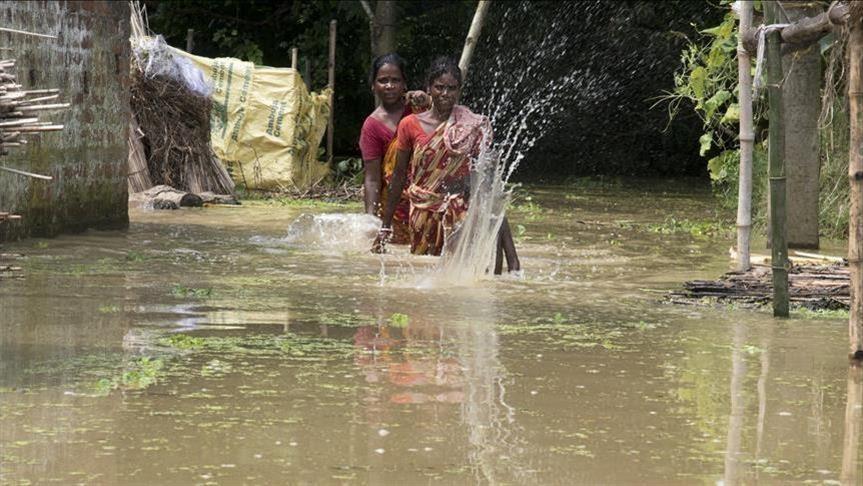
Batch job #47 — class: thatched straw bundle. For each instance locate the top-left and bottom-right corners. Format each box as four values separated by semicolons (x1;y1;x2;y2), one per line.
130;70;233;194
850;2;863;25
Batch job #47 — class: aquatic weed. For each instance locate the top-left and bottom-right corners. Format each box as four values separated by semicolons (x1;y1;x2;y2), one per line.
94;357;164;395
170;284;213;299
389;313;410;328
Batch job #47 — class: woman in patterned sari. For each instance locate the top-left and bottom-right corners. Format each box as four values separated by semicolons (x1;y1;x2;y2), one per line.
373;57;519;273
359;53;429;244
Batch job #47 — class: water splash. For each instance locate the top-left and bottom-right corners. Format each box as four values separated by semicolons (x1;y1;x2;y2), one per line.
283;213;380;252
430;3;623;285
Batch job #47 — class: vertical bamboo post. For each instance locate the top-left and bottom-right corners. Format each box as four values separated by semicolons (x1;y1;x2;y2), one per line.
458;0;491;84
327;19;336;165
766;1;789;317
186;28;194;53
847;10;863;358
291;47;298;70
736;1;754;271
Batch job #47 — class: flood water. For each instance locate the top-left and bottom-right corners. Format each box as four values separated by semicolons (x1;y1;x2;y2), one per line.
1;180;858;484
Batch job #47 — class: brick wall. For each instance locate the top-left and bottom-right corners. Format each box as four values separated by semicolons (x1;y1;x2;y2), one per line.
0;1;130;241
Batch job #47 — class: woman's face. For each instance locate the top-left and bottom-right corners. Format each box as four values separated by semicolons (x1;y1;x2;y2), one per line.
373;63;406;106
429;72;460;113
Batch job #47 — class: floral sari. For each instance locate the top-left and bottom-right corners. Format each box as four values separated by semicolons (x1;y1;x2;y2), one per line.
407;105;490;255
379;137;411;244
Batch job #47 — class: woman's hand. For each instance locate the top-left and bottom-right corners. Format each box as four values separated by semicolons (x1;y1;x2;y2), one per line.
371;227;392;254
406;90;430;109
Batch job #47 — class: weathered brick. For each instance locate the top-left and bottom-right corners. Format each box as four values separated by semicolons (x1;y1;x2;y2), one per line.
0;1;131;241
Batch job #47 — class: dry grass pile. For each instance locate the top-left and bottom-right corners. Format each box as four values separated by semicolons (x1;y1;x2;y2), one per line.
130;71;233;195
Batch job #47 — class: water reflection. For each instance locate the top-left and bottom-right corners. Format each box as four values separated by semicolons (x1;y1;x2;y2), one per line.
723;321;747;485
841;364;862;484
352;291;532;484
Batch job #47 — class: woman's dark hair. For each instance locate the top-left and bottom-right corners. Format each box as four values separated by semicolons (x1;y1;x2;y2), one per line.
425;56;462;87
369;53;407;86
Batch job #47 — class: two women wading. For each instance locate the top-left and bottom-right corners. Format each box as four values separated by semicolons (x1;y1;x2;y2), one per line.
359;54;430;245
370;56;519;274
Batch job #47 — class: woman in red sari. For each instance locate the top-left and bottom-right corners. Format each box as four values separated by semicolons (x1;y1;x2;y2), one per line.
373;57;519;273
359;53;428;244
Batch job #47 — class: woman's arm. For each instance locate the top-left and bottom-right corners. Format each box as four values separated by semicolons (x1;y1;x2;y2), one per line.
362;158;382;215
372;148;411;253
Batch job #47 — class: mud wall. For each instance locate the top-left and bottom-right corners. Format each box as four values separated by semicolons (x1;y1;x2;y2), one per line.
0;1;130;241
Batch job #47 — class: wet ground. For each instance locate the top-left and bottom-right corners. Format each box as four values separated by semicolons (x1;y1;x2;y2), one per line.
0;179;859;484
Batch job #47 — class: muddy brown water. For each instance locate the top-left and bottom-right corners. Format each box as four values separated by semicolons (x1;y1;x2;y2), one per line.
0;180;858;484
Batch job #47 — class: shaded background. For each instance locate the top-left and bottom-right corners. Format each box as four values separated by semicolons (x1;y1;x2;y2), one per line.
145;0;724;181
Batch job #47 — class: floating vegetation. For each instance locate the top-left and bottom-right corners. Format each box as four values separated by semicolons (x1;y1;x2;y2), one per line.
388;313;410;328
792;307;849;320
318;311;375;328
170;284;213;299
498;313;663;351
645;216;732;238
124;250;149;262
159;332;357;361
510;196;547;222
94;357;164;395
243;197;361;210
97;304;121;314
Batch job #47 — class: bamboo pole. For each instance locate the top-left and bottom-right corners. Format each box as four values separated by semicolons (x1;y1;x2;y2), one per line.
359;0;375;55
0;165;52;180
186;28;194;53
766;0;789;317
848;9;863;358
291;47;298;70
327;19;336;165
458;0;491;84
736;0;754;272
0;27;56;39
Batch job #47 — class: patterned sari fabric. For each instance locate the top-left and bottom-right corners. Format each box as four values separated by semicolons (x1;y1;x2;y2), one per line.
379;138;412;244
406;105;491;255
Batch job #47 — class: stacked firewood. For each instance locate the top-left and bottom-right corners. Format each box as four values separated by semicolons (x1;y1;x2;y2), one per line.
670;264;850;311
0;58;68;157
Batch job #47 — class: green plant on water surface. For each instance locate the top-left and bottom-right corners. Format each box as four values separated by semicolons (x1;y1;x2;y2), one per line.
125;250;148;262
646;215;734;238
388;313;410;328
94;357;164;395
170;284;213;299
159;333;357;361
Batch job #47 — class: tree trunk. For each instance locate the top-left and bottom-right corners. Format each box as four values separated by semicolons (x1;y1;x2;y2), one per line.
736;1;754;271
848;12;863;358
459;0;491;84
374;1;397;57
781;1;822;249
766;0;789;317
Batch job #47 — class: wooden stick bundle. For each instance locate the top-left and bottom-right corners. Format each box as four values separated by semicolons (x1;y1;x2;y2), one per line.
0;58;67;164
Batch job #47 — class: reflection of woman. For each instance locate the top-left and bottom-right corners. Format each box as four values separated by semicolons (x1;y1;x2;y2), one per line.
372;57;519;273
359;53;428;244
